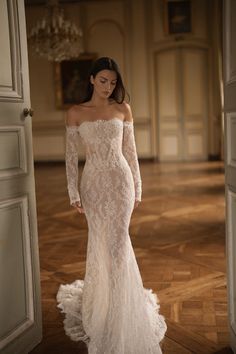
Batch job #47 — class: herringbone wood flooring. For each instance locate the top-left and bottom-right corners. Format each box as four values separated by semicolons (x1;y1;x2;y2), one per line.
30;161;232;354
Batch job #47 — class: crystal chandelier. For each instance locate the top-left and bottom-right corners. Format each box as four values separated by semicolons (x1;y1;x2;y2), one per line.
28;0;84;62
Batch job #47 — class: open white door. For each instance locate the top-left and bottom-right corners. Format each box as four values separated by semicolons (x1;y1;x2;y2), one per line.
0;1;42;353
223;0;236;353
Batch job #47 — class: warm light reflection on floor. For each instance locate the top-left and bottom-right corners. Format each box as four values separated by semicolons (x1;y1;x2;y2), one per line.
30;161;232;354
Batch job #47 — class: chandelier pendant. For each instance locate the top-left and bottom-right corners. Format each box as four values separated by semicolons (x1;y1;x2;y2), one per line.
28;0;84;62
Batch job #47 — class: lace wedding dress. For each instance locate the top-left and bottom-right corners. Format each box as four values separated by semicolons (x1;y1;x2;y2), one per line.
57;117;167;354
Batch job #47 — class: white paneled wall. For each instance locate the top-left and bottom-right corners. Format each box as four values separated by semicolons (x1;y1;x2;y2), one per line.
87;21;125;75
156;49;181;160
156;47;208;161
26;0;222;161
182;48;208;160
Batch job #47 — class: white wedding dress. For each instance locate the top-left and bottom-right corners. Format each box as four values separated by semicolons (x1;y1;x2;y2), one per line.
57;117;167;354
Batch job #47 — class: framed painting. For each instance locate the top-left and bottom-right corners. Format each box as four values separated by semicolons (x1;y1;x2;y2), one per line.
164;0;192;35
54;53;97;109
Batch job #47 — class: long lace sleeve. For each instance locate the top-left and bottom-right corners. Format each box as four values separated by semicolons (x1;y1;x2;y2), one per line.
65;126;81;206
122;121;142;201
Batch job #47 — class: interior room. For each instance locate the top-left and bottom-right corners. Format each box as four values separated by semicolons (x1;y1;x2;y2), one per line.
1;0;235;353
26;0;227;354
26;0;227;353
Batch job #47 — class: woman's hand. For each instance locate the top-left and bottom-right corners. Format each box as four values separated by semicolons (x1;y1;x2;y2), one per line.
134;200;141;208
72;201;85;213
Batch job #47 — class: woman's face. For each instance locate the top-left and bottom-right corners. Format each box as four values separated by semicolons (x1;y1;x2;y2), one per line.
90;69;117;99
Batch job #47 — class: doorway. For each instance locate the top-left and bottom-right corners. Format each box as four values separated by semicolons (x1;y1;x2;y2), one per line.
155;46;208;161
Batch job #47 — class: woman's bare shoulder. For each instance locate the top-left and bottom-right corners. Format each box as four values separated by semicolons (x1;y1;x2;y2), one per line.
120;101;133;122
65;104;87;126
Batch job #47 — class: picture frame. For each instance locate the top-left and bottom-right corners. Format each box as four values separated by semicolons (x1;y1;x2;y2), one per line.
54;53;97;109
164;0;192;35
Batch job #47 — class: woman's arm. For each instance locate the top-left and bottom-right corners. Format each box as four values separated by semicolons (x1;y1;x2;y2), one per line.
122;102;142;202
65;108;81;207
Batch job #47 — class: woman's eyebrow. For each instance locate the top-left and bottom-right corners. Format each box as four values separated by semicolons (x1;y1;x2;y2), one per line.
100;76;117;81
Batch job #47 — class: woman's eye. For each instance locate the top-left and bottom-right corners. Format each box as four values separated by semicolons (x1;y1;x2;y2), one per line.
100;80;106;84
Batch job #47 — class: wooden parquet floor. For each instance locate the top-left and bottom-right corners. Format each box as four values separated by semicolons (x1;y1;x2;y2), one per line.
30;161;232;354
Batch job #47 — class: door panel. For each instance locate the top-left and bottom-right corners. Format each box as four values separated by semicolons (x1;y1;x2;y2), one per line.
0;1;42;353
223;0;236;352
182;49;208;160
0;197;34;349
155;47;208;161
0;0;23;100
156;49;182;160
0;126;27;177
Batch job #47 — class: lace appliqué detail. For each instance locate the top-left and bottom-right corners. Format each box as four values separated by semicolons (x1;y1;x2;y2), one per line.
122;121;142;201
65;126;81;205
58;118;167;354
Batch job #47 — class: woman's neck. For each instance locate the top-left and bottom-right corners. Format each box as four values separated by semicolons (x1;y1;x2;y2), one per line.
90;94;110;107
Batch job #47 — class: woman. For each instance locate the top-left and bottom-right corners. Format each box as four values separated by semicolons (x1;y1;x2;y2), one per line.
57;57;167;354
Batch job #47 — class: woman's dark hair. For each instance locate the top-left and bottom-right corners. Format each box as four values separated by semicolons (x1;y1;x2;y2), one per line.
79;57;130;104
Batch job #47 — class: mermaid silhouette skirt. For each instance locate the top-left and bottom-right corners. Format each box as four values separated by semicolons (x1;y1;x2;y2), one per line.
57;119;167;354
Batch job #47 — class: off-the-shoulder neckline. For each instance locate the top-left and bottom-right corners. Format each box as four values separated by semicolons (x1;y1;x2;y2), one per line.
66;117;133;129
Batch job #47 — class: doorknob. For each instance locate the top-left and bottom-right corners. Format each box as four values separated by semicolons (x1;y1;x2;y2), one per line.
23;108;34;117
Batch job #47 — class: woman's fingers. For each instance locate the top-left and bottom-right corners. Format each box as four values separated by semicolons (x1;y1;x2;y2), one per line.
72;202;85;213
77;206;85;213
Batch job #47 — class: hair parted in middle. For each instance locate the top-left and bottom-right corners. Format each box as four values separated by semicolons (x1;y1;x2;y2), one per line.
79;56;130;104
